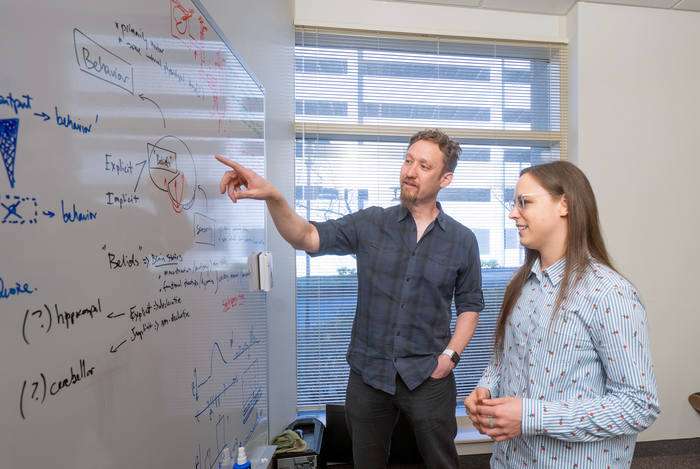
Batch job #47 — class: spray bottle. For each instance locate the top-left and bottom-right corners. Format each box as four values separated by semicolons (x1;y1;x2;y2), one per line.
233;446;251;469
219;447;233;469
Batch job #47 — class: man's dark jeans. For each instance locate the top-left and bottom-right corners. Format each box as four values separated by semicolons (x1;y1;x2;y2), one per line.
345;370;460;469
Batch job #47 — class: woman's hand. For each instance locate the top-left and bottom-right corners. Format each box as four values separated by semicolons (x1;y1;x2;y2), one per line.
475;397;523;442
465;387;491;433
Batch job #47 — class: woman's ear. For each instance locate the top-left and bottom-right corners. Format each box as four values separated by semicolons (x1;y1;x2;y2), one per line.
559;194;568;217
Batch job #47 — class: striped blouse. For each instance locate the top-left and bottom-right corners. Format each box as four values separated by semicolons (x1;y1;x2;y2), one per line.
477;256;660;468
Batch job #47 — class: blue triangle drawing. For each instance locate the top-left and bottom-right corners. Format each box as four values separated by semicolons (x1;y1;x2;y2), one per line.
0;118;19;188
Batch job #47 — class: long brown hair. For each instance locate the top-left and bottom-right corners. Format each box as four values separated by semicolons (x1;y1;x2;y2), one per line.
492;161;616;353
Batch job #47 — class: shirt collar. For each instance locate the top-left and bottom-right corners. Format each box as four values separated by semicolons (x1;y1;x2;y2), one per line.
396;202;447;231
530;256;567;286
397;204;410;222
435;202;447;231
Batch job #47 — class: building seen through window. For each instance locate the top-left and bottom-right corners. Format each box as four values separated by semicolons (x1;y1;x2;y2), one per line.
294;27;567;409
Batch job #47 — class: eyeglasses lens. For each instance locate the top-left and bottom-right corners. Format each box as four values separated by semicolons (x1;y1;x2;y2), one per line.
507;196;520;212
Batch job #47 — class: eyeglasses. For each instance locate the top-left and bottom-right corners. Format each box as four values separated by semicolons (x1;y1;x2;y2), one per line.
507;192;550;212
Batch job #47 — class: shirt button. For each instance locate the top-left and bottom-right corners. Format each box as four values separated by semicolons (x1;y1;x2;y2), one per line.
397;331;400;336
401;304;405;308
394;358;397;362
406;277;410;282
412;252;415;257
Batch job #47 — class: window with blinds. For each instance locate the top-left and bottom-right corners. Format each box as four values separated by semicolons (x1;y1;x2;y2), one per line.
295;26;567;410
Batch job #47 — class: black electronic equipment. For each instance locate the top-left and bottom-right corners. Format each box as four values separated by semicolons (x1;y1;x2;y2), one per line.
320;404;424;464
276;417;325;469
321;404;353;463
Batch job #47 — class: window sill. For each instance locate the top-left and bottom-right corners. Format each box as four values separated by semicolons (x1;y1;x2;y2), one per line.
454;405;494;455
298;405;494;456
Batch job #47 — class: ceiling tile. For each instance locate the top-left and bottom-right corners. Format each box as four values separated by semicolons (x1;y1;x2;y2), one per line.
481;0;576;15
376;0;482;7
585;0;679;7
379;0;698;14
675;0;700;11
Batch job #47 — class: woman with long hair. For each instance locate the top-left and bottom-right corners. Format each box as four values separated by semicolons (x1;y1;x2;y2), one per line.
465;161;660;468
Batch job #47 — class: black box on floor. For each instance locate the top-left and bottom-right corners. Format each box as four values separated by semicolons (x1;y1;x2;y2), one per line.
275;417;326;469
276;453;320;469
320;404;424;464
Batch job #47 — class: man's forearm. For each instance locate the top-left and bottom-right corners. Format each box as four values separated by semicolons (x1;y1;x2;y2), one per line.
265;190;320;253
446;311;479;355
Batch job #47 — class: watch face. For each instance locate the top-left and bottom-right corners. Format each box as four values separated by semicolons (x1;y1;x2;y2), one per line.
451;353;459;365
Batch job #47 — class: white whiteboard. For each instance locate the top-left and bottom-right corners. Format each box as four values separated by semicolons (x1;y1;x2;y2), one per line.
0;0;269;468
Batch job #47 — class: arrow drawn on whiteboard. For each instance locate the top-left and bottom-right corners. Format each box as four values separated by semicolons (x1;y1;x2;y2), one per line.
139;94;165;128
107;311;125;318
110;340;127;353
197;185;207;211
133;160;147;192
42;211;54;218
33;112;50;122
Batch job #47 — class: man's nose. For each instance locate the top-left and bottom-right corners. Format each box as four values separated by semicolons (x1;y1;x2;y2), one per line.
405;163;417;178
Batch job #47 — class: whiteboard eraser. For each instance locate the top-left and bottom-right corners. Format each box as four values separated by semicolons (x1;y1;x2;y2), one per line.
258;251;273;291
248;252;261;291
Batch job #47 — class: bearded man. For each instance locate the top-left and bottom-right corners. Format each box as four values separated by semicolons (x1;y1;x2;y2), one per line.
216;129;484;469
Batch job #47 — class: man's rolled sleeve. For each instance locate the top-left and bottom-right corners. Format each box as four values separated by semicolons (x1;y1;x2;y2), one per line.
453;231;484;314
308;211;362;257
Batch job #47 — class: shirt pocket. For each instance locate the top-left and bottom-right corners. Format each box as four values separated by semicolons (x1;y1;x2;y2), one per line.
424;253;459;296
364;240;401;274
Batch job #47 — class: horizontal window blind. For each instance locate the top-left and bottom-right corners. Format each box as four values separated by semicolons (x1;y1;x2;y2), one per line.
295;26;567;410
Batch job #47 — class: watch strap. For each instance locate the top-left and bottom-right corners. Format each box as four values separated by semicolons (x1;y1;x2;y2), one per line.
442;349;460;366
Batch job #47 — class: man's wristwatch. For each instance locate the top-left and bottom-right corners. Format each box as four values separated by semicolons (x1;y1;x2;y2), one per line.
442;349;460;366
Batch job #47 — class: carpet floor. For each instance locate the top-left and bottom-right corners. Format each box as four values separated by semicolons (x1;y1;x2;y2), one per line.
330;454;700;468
326;438;700;468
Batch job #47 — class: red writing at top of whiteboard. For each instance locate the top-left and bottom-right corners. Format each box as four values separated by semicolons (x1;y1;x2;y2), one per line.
222;292;245;313
171;0;201;58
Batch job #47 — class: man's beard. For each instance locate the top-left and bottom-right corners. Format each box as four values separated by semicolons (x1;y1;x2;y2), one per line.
399;179;419;207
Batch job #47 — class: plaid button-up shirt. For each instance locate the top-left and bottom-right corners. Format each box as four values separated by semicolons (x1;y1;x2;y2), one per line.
310;203;484;394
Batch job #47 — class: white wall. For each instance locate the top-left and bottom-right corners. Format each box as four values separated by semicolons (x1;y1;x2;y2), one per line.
299;0;700;448
203;0;700;447
201;0;297;438
296;0;565;41
568;2;700;441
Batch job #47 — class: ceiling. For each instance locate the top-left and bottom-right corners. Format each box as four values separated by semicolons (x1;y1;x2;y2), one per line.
373;0;700;15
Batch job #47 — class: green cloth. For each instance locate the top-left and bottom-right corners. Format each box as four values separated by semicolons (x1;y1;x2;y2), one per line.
271;429;308;455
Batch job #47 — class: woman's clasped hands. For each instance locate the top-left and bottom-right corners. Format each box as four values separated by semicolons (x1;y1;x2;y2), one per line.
465;386;523;442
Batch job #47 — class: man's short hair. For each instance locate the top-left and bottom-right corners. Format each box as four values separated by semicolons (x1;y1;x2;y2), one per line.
408;129;461;175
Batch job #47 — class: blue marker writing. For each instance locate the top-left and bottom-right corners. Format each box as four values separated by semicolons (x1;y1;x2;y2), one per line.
0;93;32;114
0;277;36;299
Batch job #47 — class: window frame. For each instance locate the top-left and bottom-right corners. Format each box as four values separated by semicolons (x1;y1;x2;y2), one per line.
294;26;568;411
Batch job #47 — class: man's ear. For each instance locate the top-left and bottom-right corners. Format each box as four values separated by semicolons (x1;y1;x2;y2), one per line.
559;194;568;217
440;172;453;189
